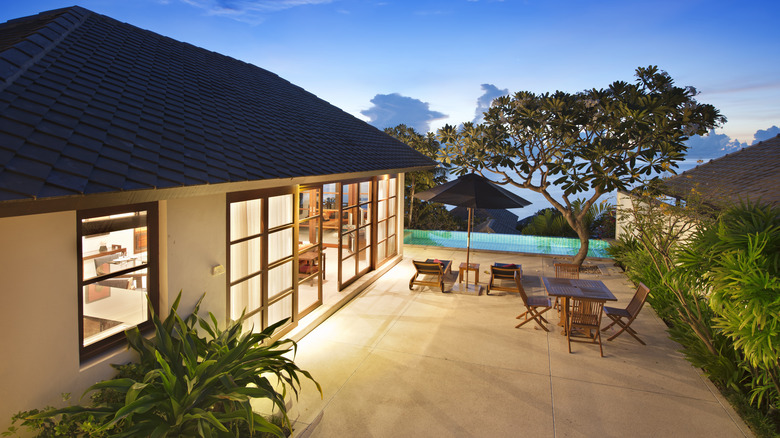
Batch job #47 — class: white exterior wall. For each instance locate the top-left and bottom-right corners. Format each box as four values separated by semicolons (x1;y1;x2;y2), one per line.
0;194;229;432
615;190;701;244
615;191;634;240
0;212;134;431
164;194;227;320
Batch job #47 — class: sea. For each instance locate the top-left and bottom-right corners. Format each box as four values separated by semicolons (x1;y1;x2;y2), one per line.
476;159;708;220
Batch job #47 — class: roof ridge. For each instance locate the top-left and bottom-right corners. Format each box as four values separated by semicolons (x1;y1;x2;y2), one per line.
0;6;90;93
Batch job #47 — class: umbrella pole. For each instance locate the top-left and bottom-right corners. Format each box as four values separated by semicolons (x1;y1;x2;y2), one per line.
465;207;472;286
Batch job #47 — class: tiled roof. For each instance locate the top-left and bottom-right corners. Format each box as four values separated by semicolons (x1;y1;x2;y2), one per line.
0;7;435;203
662;135;780;208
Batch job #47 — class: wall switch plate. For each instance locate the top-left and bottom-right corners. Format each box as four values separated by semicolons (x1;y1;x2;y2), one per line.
212;264;225;276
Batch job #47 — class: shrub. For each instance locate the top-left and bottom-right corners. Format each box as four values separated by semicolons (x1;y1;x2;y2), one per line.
521;200;614;238
614;196;779;434
5;293;321;437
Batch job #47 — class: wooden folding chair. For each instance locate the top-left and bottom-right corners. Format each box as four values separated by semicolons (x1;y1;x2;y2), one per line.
409;259;453;293
515;271;553;331
602;283;650;345
553;262;579;310
486;263;522;295
568;298;605;357
554;262;579;279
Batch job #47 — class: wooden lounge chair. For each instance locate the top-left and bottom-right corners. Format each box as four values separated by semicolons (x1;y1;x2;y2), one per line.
409;259;453;293
568;298;605;357
602;283;650;345
515;271;553;331
487;263;523;295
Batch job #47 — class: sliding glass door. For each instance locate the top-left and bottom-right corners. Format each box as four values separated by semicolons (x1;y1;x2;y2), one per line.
228;189;296;333
228;176;398;327
297;186;322;317
339;180;372;287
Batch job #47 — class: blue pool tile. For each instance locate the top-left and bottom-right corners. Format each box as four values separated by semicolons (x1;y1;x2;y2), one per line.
403;230;611;258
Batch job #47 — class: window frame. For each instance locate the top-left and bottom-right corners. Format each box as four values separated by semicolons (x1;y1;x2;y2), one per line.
376;174;398;265
77;202;159;362
227;187;297;336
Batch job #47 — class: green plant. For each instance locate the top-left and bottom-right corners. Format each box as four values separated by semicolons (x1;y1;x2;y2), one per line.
677;200;780;408
522;200;614;238
614;195;780;434
6;293;321;437
613;193;748;386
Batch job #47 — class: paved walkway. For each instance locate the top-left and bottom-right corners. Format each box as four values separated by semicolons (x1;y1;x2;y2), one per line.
286;246;752;437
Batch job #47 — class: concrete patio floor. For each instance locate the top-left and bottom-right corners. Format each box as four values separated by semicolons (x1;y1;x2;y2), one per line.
286;246;753;437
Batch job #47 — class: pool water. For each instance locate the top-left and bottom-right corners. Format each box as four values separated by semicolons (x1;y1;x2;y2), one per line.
403;229;611;258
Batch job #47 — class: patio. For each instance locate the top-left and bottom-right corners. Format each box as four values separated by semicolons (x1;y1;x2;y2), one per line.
285;245;753;437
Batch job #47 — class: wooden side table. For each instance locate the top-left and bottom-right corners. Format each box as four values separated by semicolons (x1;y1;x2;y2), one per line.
458;262;480;285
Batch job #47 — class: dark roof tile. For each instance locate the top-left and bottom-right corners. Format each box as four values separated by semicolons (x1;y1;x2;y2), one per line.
88;167;125;190
82;179;117;194
37;183;80;198
0;131;26;153
0;58;18;81
0;170;45;197
55;155;91;177
27;130;68;152
5;155;51;180
45;169;88;193
126;166;157;187
35;120;73;139
16;143;60;164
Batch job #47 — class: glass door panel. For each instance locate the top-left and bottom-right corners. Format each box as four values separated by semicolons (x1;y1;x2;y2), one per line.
268;228;293;264
268;261;293;301
268;294;293;327
230;237;262;282
339;179;372;287
298;187;323;317
230;275;261;320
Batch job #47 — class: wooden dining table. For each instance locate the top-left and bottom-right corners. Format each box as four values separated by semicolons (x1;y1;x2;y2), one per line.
542;277;617;334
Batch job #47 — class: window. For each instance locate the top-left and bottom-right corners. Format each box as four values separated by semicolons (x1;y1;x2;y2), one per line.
78;203;158;361
228;190;296;334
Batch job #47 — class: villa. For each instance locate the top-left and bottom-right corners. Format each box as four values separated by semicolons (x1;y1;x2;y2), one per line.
0;6;434;427
0;7;762;437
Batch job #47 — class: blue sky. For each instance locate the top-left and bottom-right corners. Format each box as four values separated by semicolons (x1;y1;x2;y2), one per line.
3;0;780;156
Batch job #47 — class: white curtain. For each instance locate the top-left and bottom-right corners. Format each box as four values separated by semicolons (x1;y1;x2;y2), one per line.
269;194;292;228
229;199;262;321
268;194;294;326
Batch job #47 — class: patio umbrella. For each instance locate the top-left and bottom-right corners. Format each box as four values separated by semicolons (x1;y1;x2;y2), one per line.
414;173;531;292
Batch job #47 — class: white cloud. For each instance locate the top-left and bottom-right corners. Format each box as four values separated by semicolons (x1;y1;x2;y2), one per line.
753;125;780;143
472;83;508;123
361;93;447;133
180;0;333;23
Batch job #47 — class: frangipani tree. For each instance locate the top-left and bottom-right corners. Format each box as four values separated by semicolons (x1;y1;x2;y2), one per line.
438;66;725;265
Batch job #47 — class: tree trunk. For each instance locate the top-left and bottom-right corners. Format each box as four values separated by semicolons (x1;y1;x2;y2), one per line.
572;225;590;266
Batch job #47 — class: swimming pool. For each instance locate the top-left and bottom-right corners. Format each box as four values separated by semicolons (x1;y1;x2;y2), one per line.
403;229;611;258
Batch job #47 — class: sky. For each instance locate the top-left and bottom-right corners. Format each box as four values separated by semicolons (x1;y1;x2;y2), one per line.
3;0;779;152
2;0;779;214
